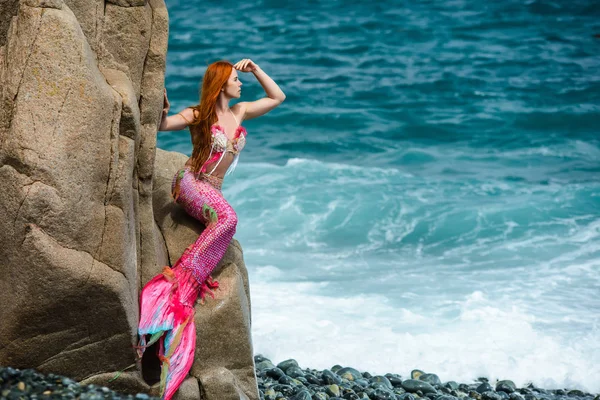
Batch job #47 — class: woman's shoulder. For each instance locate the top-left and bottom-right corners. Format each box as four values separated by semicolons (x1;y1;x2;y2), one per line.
231;103;246;124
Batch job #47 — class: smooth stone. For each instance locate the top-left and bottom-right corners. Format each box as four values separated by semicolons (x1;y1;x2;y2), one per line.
331;365;344;373
411;370;425;380
322;370;342;385
266;368;286;380
402;379;438;394
477;383;494;394
290;389;311;400
278;376;292;385
277;359;300;372
326;384;341;397
470;391;483;400
419;374;441;386
568;391;585;397
387;375;403;388
362;372;373;379
523;395;537;400
398;394;416;400
445;382;460;391
254;354;270;363
343;393;360;400
305;374;321;385
62;378;76;386
372;388;396;400
271;384;294;396
286;367;305;379
482;391;504;400
364;388;376;397
355;379;370;388
290;378;304;386
370;382;390;391
340;379;354;390
351;383;365;392
497;392;510;400
437;396;459;400
296;376;308;385
340;387;355;396
370;376;393;390
264;388;276;399
257;360;276;371
336;367;362;381
313;393;328;400
509;393;525;400
496;381;516;394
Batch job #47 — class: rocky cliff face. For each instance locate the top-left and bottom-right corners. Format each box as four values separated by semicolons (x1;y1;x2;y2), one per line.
0;2;258;399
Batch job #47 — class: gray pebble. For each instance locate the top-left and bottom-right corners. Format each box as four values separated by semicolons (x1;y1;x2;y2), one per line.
286;366;306;379
419;373;442;386
482;391;504;400
322;369;342;385
277;359;299;371
336;367;362;381
370;375;393;390
477;383;494;394
402;379;438;394
497;381;516;394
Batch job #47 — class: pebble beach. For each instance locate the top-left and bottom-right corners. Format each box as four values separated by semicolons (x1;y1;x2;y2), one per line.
2;355;598;400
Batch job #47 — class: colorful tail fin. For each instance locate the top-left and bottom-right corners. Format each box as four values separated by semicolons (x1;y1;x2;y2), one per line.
138;267;200;400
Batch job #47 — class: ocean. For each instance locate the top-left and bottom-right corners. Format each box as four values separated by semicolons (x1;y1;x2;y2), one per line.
158;0;600;392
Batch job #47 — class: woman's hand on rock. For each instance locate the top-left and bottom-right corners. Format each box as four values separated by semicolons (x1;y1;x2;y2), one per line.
162;88;170;116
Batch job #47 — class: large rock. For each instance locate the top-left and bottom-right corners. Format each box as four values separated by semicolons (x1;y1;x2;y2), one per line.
0;3;136;381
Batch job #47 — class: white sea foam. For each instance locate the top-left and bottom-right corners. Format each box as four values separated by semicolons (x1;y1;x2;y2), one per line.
249;278;600;393
225;162;600;393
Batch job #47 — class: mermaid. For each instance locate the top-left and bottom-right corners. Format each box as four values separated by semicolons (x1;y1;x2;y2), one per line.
137;59;285;399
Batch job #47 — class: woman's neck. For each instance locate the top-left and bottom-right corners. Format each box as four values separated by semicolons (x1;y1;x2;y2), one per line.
215;95;230;115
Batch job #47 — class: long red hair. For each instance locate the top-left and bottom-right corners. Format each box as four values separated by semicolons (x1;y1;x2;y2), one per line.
188;60;234;174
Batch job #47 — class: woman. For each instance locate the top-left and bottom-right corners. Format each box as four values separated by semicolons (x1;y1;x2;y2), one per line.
137;59;285;400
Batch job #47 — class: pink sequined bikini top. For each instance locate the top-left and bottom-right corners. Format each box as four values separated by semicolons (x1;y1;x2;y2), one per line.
200;109;247;176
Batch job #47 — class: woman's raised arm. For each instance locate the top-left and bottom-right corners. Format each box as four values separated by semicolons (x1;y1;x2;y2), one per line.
234;59;285;121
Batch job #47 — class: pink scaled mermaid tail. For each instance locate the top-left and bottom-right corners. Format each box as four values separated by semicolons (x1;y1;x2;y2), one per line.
137;168;237;400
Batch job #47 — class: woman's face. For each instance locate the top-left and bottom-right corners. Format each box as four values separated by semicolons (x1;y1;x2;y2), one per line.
222;69;242;99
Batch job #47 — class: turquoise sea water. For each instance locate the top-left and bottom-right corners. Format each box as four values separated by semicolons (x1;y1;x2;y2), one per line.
159;0;600;391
